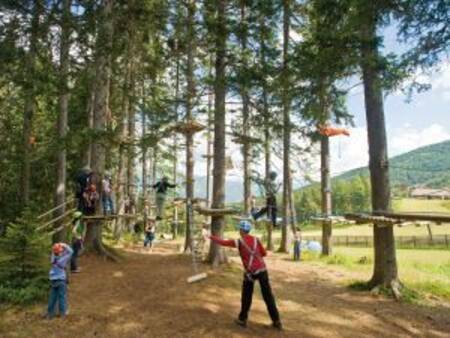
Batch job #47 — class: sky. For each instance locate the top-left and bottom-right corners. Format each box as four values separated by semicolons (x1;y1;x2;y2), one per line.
187;25;450;185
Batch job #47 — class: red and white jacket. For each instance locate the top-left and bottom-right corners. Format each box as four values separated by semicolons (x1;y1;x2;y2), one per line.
210;234;267;274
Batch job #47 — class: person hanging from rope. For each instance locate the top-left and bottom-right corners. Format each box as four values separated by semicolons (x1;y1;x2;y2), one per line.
251;171;281;228
70;211;86;273
152;176;176;220
205;220;282;330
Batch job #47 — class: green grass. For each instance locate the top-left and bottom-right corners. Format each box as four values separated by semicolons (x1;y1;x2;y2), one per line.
301;198;450;237
393;198;450;213
311;247;450;301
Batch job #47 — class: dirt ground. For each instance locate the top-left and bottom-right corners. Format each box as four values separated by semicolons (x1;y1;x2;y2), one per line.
1;241;449;338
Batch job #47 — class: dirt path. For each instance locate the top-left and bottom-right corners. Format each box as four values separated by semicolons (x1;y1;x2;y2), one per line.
1;242;449;338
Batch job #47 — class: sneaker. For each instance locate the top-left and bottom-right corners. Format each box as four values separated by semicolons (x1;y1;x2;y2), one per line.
235;319;247;328
272;321;283;330
42;313;53;320
71;268;81;273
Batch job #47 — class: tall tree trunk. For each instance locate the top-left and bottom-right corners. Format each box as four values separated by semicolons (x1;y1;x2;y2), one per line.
172;53;180;239
114;23;134;238
184;0;196;252
84;87;95;167
142;110;148;224
279;0;291;253
208;0;227;266
260;17;273;251
127;75;136;213
84;0;114;255
21;0;42;206
239;1;251;214
321;134;332;255
205;56;213;207
53;0;71;242
288;169;297;231
360;8;400;293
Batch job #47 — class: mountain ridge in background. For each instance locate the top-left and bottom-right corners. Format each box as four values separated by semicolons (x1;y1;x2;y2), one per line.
336;139;450;188
193;139;450;203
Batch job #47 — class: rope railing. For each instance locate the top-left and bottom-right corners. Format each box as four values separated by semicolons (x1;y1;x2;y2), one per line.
37;198;76;220
37;207;77;231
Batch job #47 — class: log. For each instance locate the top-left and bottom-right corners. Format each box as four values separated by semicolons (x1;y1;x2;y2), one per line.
373;211;450;224
344;213;400;227
83;214;139;220
193;206;239;216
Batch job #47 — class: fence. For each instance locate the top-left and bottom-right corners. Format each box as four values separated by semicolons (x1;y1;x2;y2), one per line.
302;234;450;249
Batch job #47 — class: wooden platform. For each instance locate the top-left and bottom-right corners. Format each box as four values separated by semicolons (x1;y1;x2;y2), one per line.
170;120;206;135
83;214;139;220
193;206;238;216
231;133;262;144
344;212;450;227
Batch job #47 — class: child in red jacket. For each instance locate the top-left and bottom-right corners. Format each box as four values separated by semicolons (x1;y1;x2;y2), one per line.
207;220;282;330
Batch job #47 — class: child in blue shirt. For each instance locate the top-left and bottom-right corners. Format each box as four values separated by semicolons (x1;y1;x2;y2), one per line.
46;243;73;319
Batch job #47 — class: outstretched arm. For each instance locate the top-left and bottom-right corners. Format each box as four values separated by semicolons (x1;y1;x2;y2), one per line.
167;182;176;188
209;235;237;248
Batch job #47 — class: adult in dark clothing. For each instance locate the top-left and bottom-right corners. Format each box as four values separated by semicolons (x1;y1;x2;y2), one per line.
152;176;176;220
75;166;92;211
252;171;280;228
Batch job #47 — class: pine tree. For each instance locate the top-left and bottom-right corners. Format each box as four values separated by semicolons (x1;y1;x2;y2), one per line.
0;209;49;304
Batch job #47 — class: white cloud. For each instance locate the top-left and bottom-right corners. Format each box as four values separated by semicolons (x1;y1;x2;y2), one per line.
399;61;450;101
330;127;368;176
389;123;450;156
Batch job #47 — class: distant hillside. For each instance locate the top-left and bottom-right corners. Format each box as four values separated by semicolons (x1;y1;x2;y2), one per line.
192;140;450;204
337;139;450;188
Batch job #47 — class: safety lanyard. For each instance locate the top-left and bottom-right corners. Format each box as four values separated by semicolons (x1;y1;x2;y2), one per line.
239;237;260;272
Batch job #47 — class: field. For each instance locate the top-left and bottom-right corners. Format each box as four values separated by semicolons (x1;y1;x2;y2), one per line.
302;247;450;301
393;198;450;213
301;198;450;237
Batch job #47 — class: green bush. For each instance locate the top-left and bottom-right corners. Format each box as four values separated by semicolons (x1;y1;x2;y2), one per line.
0;208;50;304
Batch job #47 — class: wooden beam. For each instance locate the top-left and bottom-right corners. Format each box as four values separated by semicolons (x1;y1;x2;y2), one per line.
193;206;238;216
373;211;450;224
344;213;400;227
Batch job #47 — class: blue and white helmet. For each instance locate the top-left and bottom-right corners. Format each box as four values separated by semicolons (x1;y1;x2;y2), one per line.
239;219;252;232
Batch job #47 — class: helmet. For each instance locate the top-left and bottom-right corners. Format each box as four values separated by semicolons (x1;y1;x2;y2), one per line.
74;211;83;219
52;243;64;255
269;171;277;179
162;176;169;181
239;220;252;233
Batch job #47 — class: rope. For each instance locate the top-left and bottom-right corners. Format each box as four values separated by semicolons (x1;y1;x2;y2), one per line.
37;198;76;220
37;207;77;231
46;221;72;237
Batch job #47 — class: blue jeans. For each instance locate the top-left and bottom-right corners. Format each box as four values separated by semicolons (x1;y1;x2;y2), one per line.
102;195;114;215
144;233;155;247
293;240;301;261
71;239;82;271
47;280;67;317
